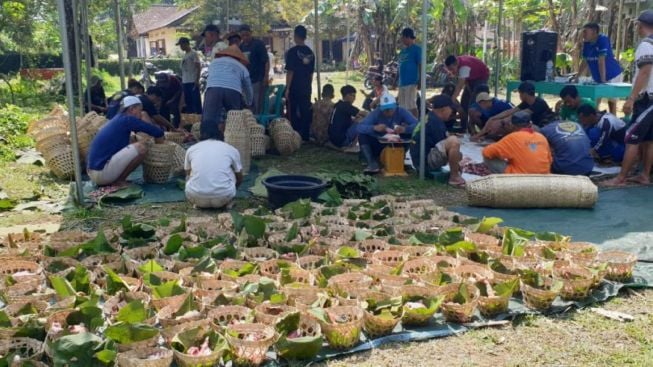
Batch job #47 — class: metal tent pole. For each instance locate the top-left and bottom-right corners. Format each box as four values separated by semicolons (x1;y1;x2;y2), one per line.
114;0;126;90
72;0;84;116
81;0;92;111
346;8;351;84
314;0;322;100
494;0;503;97
634;0;641;45
419;0;428;179
56;0;85;206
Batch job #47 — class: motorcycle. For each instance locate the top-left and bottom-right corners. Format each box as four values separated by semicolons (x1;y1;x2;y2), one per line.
382;61;398;89
199;61;209;94
363;60;399;90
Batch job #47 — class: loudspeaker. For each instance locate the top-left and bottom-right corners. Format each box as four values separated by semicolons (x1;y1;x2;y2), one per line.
520;31;558;82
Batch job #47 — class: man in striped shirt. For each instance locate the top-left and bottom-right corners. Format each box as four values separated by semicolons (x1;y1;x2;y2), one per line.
201;45;253;136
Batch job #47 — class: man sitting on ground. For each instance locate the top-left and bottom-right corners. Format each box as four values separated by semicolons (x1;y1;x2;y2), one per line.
555;85;596;122
361;75;388;111
473;81;555;141
482;110;552;174
470;92;513;135
358;94;418;174
87;96;164;186
140;86;175;131
540;120;595;175
410;95;465;187
184;123;243;209
440;83;465;132
328;85;366;151
578;104;626;163
311;84;335;145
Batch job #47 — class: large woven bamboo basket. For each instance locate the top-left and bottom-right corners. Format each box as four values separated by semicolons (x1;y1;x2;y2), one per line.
28;115;67;136
224;110;251;133
225;128;251;175
171;143;186;177
32;125;68;144
36;134;70;157
250;134;267;157
144;142;176;165
165;131;185;144
467;174;598;208
269;118;298;156
77;112;107;133
143;143;176;184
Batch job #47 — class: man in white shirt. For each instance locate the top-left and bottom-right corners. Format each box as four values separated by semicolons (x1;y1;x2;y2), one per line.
178;37;202;114
606;10;653;186
184;123;243;209
201;24;227;61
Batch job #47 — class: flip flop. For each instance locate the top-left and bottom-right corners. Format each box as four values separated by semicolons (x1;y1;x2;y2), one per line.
448;179;466;188
363;168;380;175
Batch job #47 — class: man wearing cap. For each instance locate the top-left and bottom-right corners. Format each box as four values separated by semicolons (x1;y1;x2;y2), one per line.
397;28;421;117
87;96;165;186
575;23;623;114
540;120;594;176
606;10;653;186
469;92;513;134
482;110;552;174
357;93;418;174
203;44;253;134
184;122;243;209
201;24;227;61
84;75;107;114
178;37;202;114
239;25;270;115
285;25;315;141
473;81;554;141
410;95;465;187
444;54;490;125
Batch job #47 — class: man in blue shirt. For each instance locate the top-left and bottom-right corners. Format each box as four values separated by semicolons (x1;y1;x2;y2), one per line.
469;92;513;134
87;96;165;186
410;95;465;186
578;104;626;163
540;120;594;175
358;93;417;174
397;28;421;118
577;22;623;114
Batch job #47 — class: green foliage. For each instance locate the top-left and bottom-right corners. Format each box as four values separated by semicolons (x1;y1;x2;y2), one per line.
319;172;379;199
0;104;33;162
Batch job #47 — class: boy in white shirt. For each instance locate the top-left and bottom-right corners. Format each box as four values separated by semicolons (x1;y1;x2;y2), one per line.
184;124;243;208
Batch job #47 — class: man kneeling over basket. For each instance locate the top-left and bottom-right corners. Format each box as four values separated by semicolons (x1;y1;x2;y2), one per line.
184;123;243;208
87;96;165;186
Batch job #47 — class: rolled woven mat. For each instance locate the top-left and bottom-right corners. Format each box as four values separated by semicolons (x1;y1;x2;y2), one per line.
466;174;598;208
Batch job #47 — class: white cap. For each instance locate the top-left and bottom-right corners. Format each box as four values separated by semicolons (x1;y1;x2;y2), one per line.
379;93;397;111
121;96;142;111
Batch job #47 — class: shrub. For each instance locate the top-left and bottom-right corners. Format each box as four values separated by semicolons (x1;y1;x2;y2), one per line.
0;104;34;161
97;58;183;77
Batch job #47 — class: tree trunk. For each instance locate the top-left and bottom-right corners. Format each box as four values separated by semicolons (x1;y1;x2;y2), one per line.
546;0;560;35
64;0;80;96
356;6;374;65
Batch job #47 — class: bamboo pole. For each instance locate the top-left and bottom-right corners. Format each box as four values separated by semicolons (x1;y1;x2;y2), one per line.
114;0;125;90
314;0;322;100
615;0;625;60
419;0;428;180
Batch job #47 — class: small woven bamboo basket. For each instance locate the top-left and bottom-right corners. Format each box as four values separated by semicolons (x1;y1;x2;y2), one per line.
250;134;268;157
520;281;559;311
225;323;277;366
255;303;298;325
191;123;201;140
143;143;176;184
360;291;402;337
208;305;253;329
596;250;638;282
116;348;173;367
0;337;43;360
439;283;480;324
318;306;364;349
46;147;75;179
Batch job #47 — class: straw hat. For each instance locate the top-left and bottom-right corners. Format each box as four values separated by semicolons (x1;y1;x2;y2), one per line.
216;45;249;65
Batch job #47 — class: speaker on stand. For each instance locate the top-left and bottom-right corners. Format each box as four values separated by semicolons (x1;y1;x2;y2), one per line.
520;31;558;82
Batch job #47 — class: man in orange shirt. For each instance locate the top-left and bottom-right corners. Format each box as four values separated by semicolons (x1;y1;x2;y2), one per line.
482;111;553;174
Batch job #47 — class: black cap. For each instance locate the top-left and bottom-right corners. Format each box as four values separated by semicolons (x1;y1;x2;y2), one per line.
517;81;535;95
638;10;653;26
430;94;454;109
512;110;531;126
201;24;219;37
176;37;190;45
401;27;416;39
239;24;252;33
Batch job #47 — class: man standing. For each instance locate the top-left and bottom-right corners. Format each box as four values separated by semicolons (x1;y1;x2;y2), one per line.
203;45;253;135
540;120;594;176
410;95;465;187
357;94;417;174
178;37;202;114
285;25;315;141
444;54;490;124
397;28;421;117
606;10;653;186
239;25;270;115
577;23;623;114
201;24;227;61
87;96;164;186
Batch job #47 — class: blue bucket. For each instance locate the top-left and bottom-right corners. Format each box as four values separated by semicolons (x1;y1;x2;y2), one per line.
262;175;328;208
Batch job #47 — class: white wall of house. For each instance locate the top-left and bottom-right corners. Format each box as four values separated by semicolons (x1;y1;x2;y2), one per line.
142;27;183;58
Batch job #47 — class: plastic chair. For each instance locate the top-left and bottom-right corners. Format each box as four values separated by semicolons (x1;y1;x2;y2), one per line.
256;84;286;127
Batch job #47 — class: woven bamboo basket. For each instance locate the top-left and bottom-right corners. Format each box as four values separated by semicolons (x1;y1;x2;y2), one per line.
144;142;176;164
282;284;321;309
78;112;107;132
226;323;277;366
170;143;186;177
116;333;160;352
291;131;302;150
466;174;598;208
269;119;298;156
554;265;595;301
401;258;437;279
358;238;389;255
276;313;323;360
225;128;251;175
478;293;510;318
160;319;210;346
249;123;265;136
181;113;202;126
208;305;253;329
439;283;480;323
520;281;559;311
372;250;408;267
143;160;173;183
225;110;251;133
596;250;637;281
173;343;226;367
46;147;75;179
241;247;278;262
0;260;41;275
297;255;325;270
318;306;364;349
165;131;186;144
191;123;201;140
32;125;68;144
28;115;66;136
328;273;373;295
250;134;267;157
0;337;43;360
36;134;70;156
116;348;173;367
360;291;402;337
255;303;298;325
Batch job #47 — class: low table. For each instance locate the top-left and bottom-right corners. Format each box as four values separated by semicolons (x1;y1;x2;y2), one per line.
379;138;412;177
505;80;632;104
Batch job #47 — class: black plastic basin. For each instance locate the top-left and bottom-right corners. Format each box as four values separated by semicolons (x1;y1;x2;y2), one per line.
262;175;328;208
